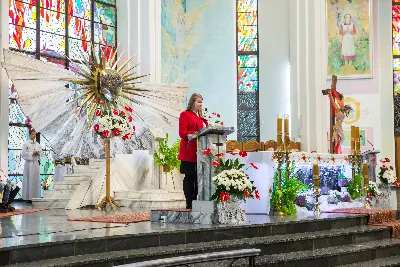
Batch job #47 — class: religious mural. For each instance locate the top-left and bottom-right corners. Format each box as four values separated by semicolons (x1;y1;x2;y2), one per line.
161;0;212;84
327;0;373;79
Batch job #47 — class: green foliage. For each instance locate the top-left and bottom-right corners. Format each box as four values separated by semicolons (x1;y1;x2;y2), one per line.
348;173;363;200
153;134;180;173
328;36;344;75
214;158;244;176
353;35;370;72
270;162;308;215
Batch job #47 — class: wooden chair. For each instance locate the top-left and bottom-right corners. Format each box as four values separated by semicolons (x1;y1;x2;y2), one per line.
226;140;242;152
243;140;262;152
263;140;277;151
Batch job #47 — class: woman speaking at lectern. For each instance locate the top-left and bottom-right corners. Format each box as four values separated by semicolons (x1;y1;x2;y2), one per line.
178;93;208;209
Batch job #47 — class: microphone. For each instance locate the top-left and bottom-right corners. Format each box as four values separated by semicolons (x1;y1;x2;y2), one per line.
360;134;374;150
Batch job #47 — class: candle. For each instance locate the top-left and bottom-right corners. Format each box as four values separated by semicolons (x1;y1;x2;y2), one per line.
313;163;319;176
350;126;355;153
277;116;283;133
363;162;369;186
284;116;289;134
355;127;360;151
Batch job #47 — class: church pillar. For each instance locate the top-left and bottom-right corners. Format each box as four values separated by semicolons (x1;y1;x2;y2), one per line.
289;0;328;153
117;0;162;83
0;0;9;169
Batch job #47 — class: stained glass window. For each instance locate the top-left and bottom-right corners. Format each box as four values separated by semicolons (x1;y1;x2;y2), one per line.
394;1;400;135
8;0;117;198
237;0;259;142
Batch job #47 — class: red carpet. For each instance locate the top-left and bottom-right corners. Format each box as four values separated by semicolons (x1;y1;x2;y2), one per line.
326;208;400;238
68;212;150;224
0;208;49;219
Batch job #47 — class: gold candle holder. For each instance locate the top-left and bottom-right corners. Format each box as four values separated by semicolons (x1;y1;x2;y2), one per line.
313;163;321;218
363;161;371;209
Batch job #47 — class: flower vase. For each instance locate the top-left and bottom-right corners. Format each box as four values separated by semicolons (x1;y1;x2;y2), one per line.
217;198;246;225
377;183;393;209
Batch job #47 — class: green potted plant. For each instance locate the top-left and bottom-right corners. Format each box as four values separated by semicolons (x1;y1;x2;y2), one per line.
154;134;180;173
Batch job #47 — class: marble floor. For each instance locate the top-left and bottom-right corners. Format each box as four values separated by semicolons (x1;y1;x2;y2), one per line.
0;202;360;250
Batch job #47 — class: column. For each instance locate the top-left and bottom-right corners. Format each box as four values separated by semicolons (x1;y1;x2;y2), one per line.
289;0;328;153
0;0;9;169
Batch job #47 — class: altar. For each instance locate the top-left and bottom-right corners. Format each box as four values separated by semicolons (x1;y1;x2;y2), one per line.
225;152;353;215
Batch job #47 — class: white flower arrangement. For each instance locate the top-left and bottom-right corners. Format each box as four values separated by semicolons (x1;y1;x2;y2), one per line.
212;169;253;192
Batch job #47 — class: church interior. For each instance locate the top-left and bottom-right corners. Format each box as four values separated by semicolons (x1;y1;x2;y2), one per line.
0;0;400;266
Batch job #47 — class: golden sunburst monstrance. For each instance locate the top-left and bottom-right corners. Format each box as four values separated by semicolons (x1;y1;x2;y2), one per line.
63;44;149;132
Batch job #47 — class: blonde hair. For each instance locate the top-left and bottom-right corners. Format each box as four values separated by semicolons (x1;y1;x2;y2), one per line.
186;93;203;117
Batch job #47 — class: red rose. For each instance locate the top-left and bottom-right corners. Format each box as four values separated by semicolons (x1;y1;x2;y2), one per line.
112;129;120;137
95;109;102;116
93;98;99;103
100;101;105;105
212;161;220;166
239;150;248;157
390;166;394;170
128;116;133;122
219;192;230;202
125;106;133;112
202;148;212;155
217;114;220;118
120;111;125;116
102;130;109;137
255;190;260;200
244;189;250;197
385;158;391;162
94;124;100;132
113;109;118;115
132;125;136;131
221;121;224;125
215;153;224;157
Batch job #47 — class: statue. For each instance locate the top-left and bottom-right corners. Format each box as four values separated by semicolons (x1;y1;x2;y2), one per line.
326;89;352;154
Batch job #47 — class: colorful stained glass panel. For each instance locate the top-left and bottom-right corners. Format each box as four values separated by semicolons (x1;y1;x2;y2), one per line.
9;25;36;52
69;38;91;61
395;71;400;95
94;2;116;26
68;16;91;40
96;0;116;5
94;23;115;45
9;1;37;28
238;55;257;68
40;9;65;34
237;0;257;13
40;0;65;12
40;31;65;55
69;0;91;19
238;25;257;51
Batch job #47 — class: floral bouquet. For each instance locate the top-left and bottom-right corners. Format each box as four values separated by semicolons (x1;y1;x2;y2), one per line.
378;158;398;186
93;107;135;140
203;108;224;127
367;181;380;199
337;173;349;187
207;150;259;202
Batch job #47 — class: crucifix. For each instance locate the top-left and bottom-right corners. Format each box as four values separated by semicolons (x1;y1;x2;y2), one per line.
322;75;350;154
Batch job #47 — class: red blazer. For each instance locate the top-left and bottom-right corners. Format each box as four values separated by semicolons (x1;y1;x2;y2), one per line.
178;110;208;162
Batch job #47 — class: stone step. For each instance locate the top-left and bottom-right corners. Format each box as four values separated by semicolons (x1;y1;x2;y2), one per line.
62;175;92;182
31;198;69;209
7;224;390;266
116;198;186;209
256;238;400;267
339;255;400;267
114;190;185;200
43;189;75;199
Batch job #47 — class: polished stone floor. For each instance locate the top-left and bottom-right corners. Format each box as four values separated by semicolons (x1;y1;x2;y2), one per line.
0;202;360;250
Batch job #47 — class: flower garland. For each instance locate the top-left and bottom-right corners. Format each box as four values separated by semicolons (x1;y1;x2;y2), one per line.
93;106;135;140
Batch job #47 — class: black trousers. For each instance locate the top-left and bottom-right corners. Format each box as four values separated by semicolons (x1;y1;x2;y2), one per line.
183;175;198;209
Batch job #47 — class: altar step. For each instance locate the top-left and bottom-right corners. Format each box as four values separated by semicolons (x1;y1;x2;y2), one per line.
5;215;400;267
339;255;400;267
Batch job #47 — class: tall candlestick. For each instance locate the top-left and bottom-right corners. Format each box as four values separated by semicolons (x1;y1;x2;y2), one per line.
355;127;360;151
313;163;319;176
277;116;283;133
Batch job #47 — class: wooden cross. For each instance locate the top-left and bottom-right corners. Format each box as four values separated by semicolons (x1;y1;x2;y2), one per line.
322;75;342;154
